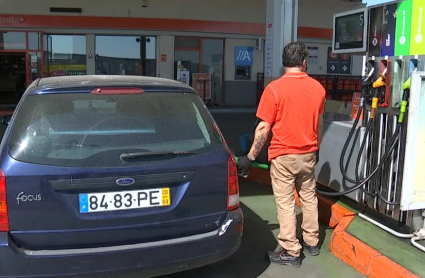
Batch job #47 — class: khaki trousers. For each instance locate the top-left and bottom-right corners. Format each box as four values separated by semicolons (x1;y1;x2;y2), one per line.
270;152;319;257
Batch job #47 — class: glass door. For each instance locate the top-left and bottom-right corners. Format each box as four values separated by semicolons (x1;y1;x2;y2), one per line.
174;37;224;104
0;52;26;106
27;52;42;86
26;32;43;86
201;39;224;104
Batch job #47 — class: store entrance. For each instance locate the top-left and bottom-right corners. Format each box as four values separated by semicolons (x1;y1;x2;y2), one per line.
0;53;26;106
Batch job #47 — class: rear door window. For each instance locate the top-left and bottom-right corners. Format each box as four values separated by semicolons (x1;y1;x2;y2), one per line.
7;92;221;167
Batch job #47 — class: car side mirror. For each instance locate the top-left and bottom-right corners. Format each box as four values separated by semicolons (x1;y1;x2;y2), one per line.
1;115;12;126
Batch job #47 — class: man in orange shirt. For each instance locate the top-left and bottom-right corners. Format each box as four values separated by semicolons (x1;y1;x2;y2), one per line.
238;42;325;267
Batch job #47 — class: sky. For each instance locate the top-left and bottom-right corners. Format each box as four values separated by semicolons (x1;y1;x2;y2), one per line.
50;35;157;59
363;0;398;6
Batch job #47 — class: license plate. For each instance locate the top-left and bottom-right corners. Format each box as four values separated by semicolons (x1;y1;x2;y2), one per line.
79;188;171;213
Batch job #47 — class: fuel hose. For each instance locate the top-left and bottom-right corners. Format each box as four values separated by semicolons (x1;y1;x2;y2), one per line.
317;68;407;199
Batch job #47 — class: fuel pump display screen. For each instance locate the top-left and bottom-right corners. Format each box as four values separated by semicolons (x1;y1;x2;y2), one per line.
332;8;368;53
335;13;364;49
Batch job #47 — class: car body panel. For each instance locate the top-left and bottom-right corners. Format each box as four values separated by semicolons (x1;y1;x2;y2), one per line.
0;75;242;277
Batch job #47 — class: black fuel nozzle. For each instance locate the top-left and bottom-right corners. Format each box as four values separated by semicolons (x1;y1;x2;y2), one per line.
402;77;411;101
360;67;375;102
402;89;410;101
398;77;411;124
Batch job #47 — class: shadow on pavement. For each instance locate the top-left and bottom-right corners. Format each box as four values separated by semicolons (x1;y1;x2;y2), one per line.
160;201;276;278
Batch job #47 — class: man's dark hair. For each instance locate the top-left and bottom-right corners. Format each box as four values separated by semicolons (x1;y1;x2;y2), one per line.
282;42;308;68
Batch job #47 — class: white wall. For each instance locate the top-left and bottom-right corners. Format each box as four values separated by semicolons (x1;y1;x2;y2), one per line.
299;0;365;28
301;41;363;76
0;0;266;23
224;39;263;81
1;0;363;28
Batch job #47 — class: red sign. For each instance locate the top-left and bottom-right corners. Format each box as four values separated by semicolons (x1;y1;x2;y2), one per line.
340;54;351;60
329;49;338;59
160;54;167;62
350;92;364;121
0;16;25;25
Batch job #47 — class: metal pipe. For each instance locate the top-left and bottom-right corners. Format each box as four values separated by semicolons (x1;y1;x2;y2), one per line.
411;237;425;252
359;215;425;253
358;213;414;238
382;67;388;76
391;115;399;215
386;115;396;212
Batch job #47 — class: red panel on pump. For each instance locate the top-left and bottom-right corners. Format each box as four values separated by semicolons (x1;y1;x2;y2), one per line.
378;60;390;107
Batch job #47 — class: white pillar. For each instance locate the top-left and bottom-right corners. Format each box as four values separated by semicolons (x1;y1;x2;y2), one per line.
157;35;175;79
86;34;95;75
265;0;298;84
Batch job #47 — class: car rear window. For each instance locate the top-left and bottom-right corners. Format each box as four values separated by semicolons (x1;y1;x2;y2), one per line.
7;92;222;167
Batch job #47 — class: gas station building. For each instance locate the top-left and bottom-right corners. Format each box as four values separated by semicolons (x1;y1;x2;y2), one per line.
1;1;425;277
0;0;364;107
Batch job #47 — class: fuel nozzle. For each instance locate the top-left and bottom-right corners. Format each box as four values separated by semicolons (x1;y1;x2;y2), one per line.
398;77;411;124
361;67;375;105
370;68;387;119
402;77;411;100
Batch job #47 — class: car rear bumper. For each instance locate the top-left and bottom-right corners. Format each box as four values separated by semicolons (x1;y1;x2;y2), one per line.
0;209;243;278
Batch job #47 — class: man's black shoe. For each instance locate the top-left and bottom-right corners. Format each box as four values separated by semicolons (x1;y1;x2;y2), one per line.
267;248;301;267
302;241;320;256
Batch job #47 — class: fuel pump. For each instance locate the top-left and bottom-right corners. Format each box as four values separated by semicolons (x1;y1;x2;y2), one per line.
392;59;406;108
377;60;390;107
317;65;409;198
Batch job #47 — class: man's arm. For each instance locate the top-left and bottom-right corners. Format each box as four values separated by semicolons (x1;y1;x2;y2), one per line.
247;121;272;160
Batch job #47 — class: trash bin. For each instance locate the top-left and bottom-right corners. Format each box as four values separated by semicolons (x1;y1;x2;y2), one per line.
239;133;253;154
238;133;270;165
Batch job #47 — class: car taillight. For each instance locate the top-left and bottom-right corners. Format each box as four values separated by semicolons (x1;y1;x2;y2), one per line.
90;87;145;95
0;170;9;232
228;156;240;210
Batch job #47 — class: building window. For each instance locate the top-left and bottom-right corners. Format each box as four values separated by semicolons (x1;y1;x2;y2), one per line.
175;37;200;49
0;32;26;50
174;37;224;104
43;35;87;77
95;36;156;77
28;32;41;51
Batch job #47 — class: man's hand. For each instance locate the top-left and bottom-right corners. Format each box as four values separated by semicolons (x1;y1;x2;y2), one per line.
238;156;253;173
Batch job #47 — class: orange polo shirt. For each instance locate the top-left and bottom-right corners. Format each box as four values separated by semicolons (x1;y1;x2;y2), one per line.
256;72;325;161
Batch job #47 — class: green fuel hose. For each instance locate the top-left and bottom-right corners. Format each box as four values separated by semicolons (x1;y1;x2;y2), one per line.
234;157;270;170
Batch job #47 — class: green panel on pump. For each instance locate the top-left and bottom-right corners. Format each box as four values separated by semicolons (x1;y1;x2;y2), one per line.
395;0;413;56
409;0;425;55
392;60;406;108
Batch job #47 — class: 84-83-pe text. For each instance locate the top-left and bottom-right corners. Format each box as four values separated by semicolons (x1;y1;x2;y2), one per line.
79;188;171;213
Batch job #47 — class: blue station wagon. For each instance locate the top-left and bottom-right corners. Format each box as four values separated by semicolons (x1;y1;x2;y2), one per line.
0;75;243;277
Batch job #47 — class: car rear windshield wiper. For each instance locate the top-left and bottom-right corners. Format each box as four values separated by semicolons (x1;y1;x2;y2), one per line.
120;151;196;160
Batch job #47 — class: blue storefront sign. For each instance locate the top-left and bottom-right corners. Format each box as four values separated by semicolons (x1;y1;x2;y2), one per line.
234;46;254;66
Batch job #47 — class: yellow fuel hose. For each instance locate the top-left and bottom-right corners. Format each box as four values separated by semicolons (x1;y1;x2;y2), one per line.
399;77;411;123
370;73;387;119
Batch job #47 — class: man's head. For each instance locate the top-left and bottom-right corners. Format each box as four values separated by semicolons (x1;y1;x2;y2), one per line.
282;42;308;72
